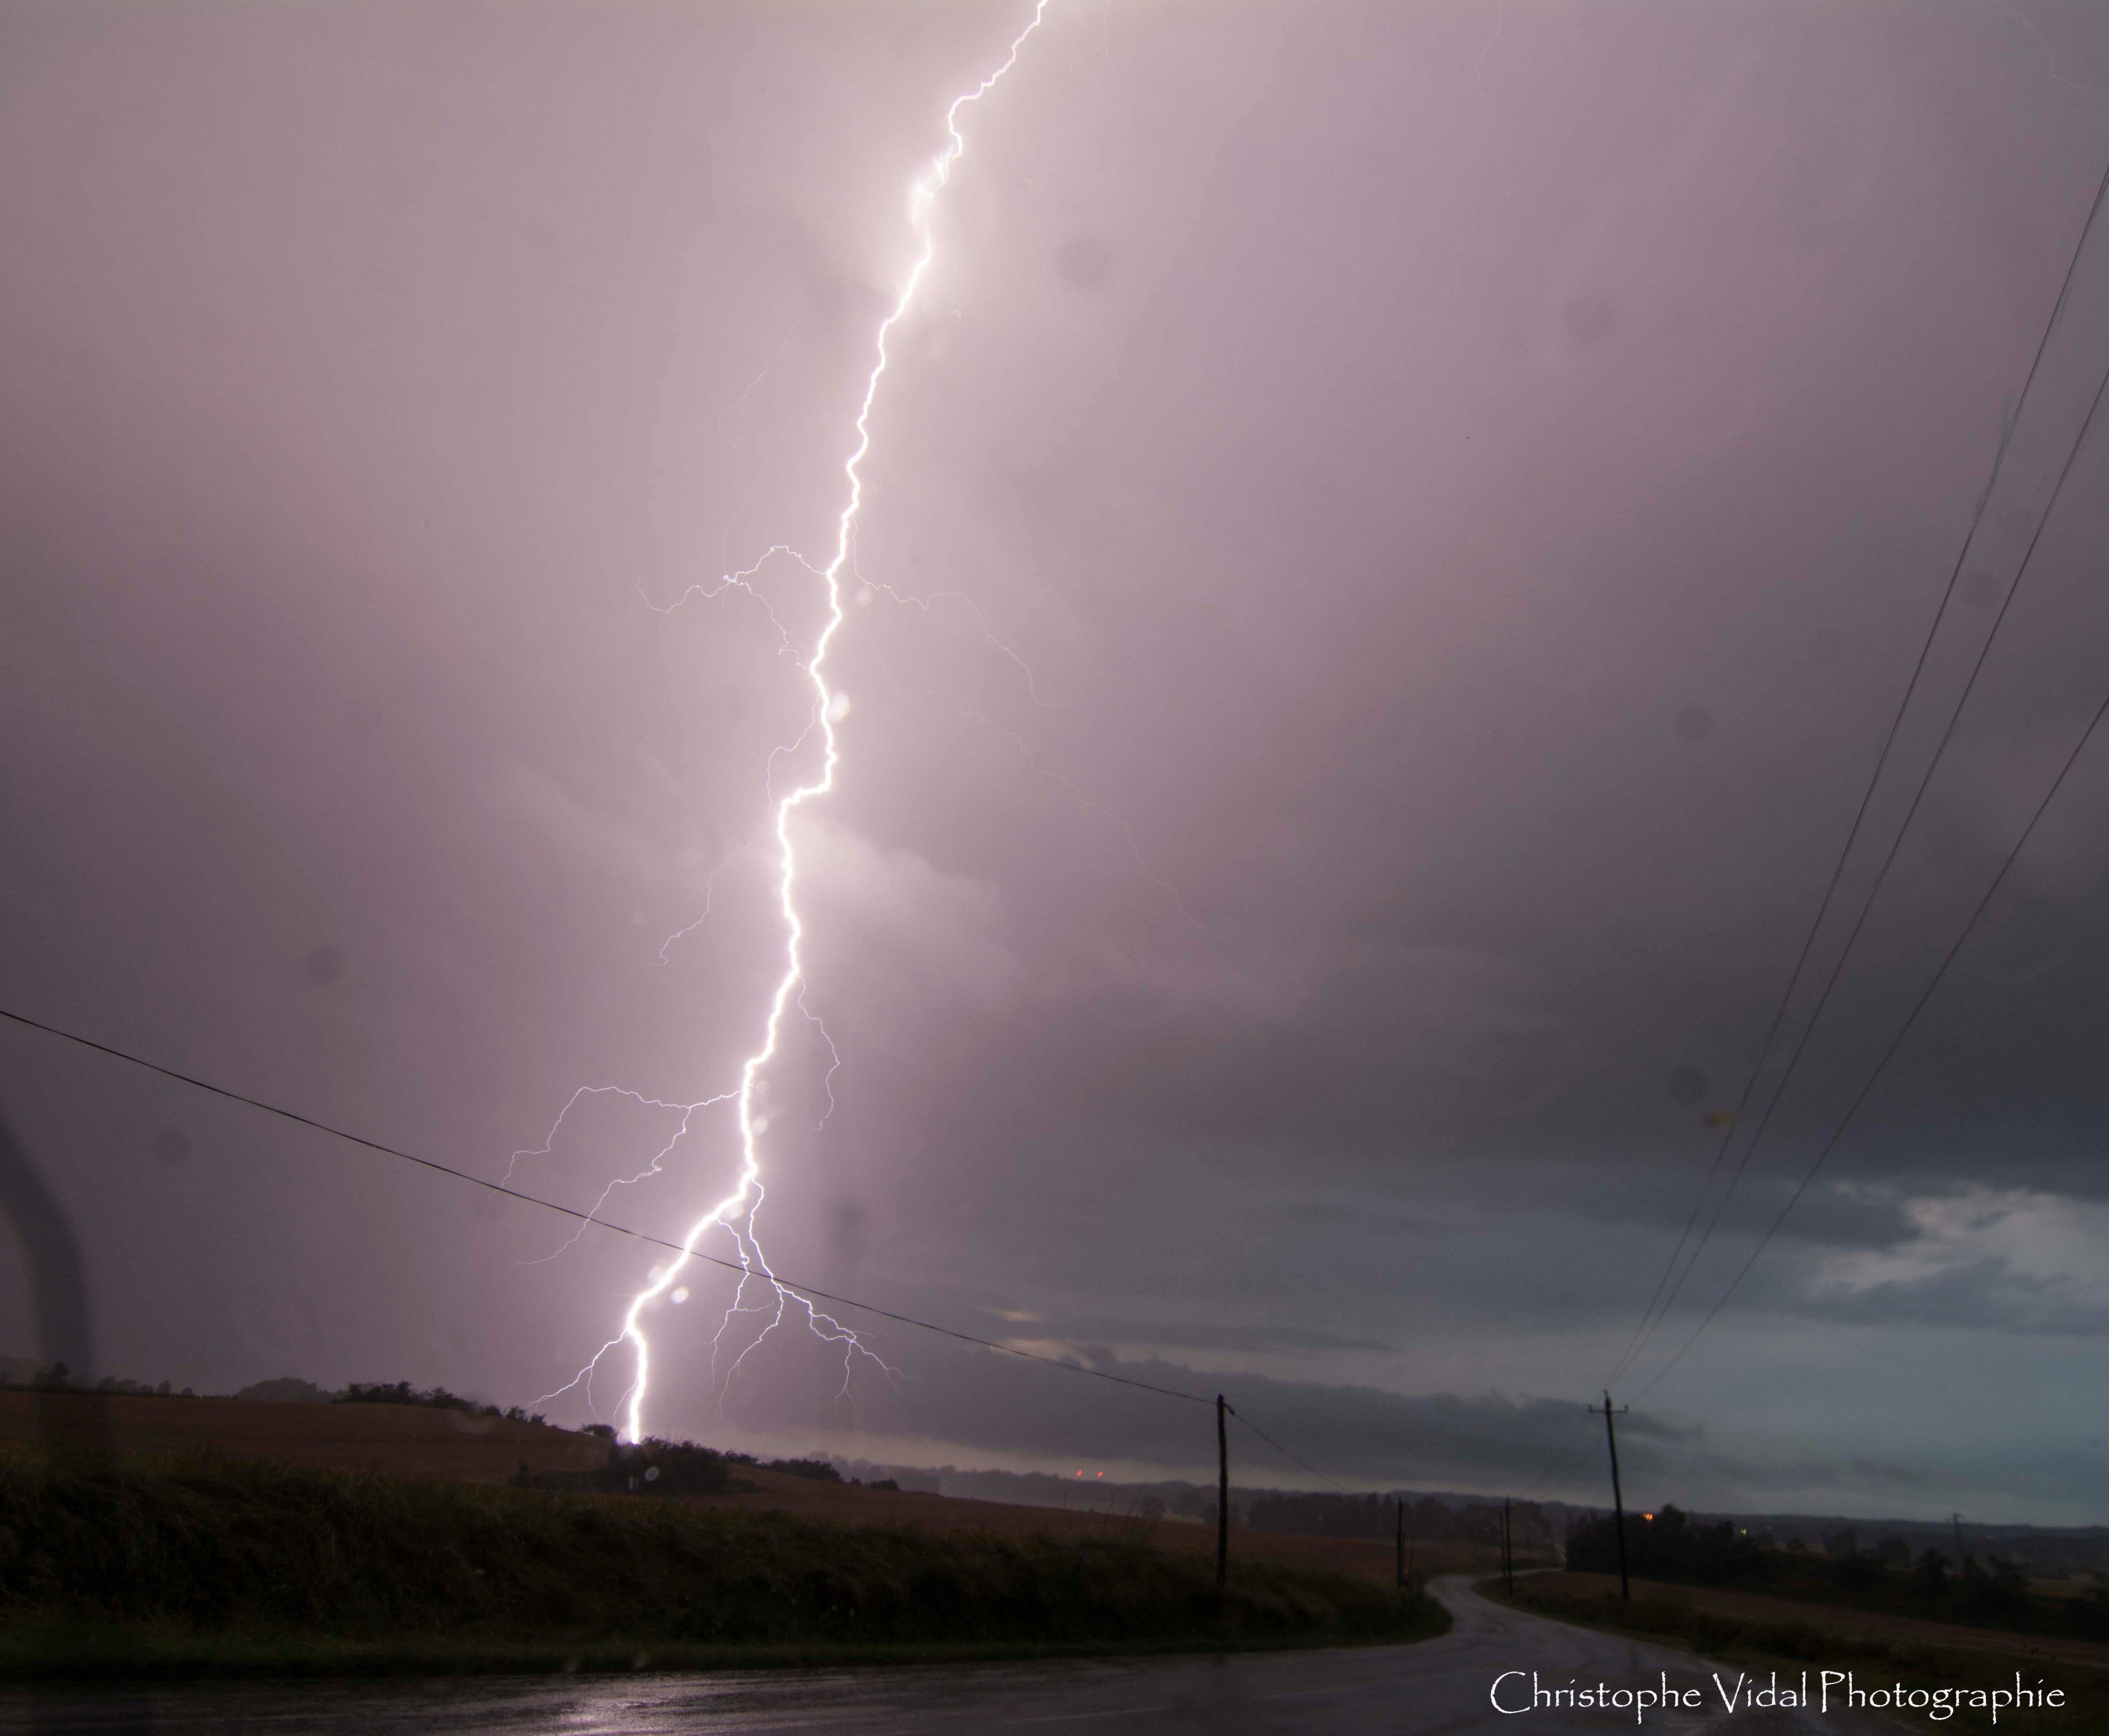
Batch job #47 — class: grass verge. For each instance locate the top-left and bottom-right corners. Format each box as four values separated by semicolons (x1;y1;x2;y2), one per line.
1496;1574;2107;1734
0;1449;1446;1678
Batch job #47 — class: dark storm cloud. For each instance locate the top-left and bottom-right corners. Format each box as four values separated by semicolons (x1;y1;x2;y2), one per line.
1020;1315;1399;1356
770;1336;1693;1486
755;1334;2080;1512
1558;1171;1922;1253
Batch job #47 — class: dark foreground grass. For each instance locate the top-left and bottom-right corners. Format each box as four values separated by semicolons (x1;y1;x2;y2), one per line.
1498;1575;2109;1734
0;1450;1445;1678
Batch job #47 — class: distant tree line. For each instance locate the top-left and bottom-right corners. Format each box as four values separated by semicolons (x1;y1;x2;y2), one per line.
1565;1505;2109;1640
335;1380;545;1423
1;1363;199;1398
517;1435;887;1500
1242;1490;1554;1554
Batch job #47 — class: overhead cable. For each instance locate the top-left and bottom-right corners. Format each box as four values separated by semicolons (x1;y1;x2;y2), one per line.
1604;163;2109;1391
0;1004;1210;1407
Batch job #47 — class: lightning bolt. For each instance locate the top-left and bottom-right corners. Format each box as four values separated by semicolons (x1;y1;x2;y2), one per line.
541;3;1056;1443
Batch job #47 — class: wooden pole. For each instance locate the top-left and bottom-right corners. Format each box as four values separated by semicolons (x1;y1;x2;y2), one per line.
1594;1392;1632;1602
1216;1394;1230;1598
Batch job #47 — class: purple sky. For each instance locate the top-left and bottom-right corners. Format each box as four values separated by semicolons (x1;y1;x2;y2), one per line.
6;0;2109;1522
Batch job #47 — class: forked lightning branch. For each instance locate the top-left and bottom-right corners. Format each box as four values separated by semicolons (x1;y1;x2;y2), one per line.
534;2;1055;1443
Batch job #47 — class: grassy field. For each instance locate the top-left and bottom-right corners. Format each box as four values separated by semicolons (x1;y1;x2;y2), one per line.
0;1390;604;1483
0;1447;1447;1678
1499;1572;2109;1734
0;1391;1505;1583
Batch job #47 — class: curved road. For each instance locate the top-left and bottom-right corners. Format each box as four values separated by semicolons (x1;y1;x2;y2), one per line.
2;1578;1904;1733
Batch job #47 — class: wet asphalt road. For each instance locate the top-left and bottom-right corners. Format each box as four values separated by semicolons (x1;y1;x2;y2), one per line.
0;1578;1903;1734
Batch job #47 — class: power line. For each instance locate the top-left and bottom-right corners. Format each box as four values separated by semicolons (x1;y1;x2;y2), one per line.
0;1004;1383;1488
0;1003;1209;1408
1604;156;2109;1391
1228;1406;1350;1492
1622;362;2109;1392
1630;673;2109;1401
1603;170;2109;1393
0;1004;1405;1497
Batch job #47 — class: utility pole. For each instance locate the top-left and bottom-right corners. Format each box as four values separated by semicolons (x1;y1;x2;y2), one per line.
1503;1496;1514;1593
1588;1393;1632;1602
1395;1496;1406;1590
1216;1394;1230;1599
